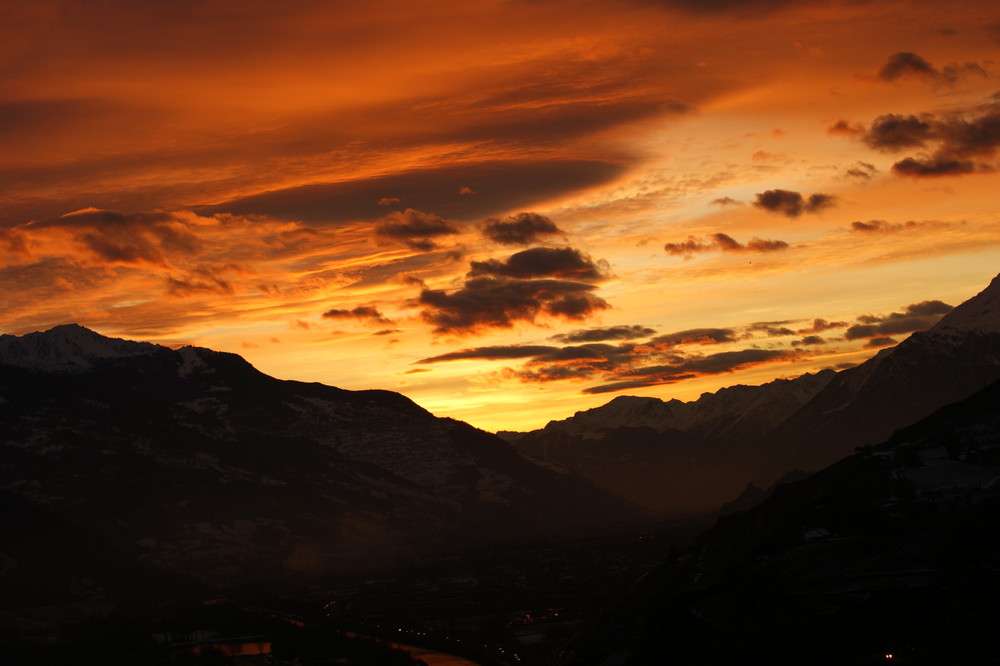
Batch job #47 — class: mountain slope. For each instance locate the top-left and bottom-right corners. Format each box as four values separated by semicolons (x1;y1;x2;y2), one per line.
509;273;1000;513
756;273;1000;481
0;325;641;599
562;377;1000;665
509;371;835;513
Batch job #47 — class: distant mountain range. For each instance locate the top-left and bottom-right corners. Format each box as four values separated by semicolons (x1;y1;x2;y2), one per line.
561;369;1000;665
0;325;640;610
505;273;1000;514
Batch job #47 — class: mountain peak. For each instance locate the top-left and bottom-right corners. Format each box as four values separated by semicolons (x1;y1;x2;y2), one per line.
931;272;1000;334
0;324;160;372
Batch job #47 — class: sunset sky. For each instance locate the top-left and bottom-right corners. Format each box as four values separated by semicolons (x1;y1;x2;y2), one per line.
3;0;1000;431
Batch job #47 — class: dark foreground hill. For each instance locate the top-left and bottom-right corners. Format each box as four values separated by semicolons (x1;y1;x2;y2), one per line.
0;325;641;614
561;377;1000;665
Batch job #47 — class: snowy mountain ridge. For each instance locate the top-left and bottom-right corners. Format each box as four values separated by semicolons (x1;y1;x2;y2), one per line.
533;370;835;441
0;323;160;371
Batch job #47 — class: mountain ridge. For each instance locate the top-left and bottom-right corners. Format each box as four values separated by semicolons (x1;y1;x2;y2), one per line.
508;272;1000;513
0;328;643;601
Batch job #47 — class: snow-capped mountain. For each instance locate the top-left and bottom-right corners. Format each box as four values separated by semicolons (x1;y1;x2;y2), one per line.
518;370;834;442
0;323;158;371
759;273;1000;480
0;328;640;601
509;273;1000;515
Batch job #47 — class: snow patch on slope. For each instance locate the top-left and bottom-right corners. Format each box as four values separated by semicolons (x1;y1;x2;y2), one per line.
931;273;1000;334
176;346;215;377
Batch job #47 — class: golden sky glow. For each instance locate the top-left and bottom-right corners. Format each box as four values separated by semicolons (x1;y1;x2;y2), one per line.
3;0;1000;431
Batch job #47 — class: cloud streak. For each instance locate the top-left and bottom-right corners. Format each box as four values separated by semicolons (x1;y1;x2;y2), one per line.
551;325;656;343
322;305;394;325
664;232;789;257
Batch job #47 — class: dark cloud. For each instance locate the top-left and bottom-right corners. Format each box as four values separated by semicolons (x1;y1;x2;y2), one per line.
417;276;610;335
372;329;400;336
891;157;978;177
845;300;953;340
796;318;847;334
322;305;393;324
753;190;837;217
877;52;938;82
862;114;936;152
418;345;560;364
551;325;657;343
849;219;941;233
792;335;826;346
468;247;610;281
710;197;742;206
664;232;789;257
197;160;626;224
25;209;202;267
649;328;737;346
664;237;712;256
373;209;459;251
906;300;955;316
864;336;898;349
852;95;1000;178
876;52;987;86
480;212;564;246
